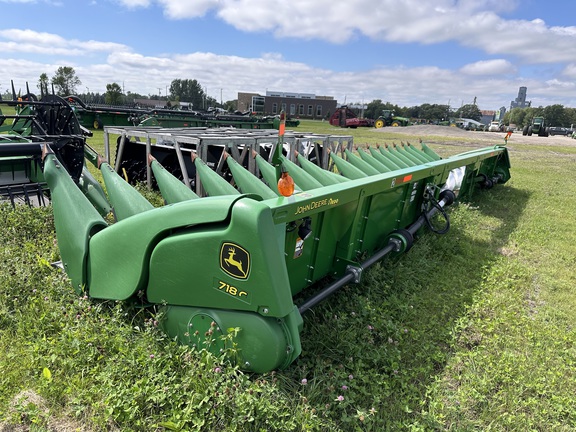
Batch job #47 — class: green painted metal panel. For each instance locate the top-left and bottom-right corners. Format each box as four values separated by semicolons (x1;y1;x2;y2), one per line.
225;154;277;200
344;149;381;176
43;153;108;294
87;195;242;300
151;159;199;203
368;146;401;170
161;304;302;373
357;148;391;173
101;162;154;220
280;155;323;191
146;197;295;317
329;152;367;180
193;154;239;196
295;153;344;186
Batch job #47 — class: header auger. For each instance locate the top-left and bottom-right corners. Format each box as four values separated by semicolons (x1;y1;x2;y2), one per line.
41;117;511;373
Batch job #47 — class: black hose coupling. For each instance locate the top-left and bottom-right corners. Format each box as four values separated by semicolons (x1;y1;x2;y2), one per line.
438;189;456;206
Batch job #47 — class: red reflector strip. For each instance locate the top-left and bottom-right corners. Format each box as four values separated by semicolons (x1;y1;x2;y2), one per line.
403;174;413;183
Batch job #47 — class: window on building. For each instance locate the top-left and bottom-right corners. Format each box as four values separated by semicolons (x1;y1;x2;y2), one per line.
281;103;287;113
272;103;278;114
290;104;296;115
316;105;323;117
252;96;265;114
298;104;304;115
307;105;313;116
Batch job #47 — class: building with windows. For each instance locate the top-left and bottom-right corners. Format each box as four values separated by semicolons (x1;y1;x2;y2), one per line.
237;91;337;120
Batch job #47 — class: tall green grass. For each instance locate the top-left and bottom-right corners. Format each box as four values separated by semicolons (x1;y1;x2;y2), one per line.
1;121;575;430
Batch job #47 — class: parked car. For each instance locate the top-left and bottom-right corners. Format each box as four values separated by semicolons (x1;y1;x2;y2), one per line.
547;127;570;136
488;121;503;132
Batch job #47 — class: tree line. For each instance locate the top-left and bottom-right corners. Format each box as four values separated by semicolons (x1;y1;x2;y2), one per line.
360;99;576;128
28;68;228;110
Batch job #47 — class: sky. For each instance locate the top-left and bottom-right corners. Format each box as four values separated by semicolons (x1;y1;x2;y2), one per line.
1;0;575;111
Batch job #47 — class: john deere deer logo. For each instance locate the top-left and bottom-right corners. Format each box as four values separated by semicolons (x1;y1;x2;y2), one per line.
220;242;250;279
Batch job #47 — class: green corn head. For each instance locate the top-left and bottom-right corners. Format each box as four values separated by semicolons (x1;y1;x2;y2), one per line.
42;123;511;373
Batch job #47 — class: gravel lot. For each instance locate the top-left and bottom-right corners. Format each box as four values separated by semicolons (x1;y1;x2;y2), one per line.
374;124;576;148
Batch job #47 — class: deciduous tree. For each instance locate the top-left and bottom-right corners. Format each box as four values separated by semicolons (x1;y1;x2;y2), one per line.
51;66;81;96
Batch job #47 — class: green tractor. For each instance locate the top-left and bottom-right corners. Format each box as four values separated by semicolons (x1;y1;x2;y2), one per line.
522;116;549;137
374;110;410;128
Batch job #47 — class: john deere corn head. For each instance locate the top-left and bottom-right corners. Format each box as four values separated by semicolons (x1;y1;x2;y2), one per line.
41;118;510;373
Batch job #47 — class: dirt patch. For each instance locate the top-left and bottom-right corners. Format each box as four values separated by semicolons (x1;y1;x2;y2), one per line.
0;390;93;432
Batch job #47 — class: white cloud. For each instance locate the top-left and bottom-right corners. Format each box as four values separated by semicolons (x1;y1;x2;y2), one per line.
116;0;151;7
562;64;576;79
2;45;571;109
2;2;575;111
460;59;516;76
158;0;217;18
0;29;131;56
133;0;576;65
0;0;62;3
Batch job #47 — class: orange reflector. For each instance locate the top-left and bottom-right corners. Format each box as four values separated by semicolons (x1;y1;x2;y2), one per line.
279;123;286;136
403;174;413;183
278;171;294;197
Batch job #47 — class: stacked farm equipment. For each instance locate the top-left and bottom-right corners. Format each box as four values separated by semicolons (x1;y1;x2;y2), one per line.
66;96;147;130
67;96;300;130
0;83;109;211
38;109;511;372
139;109;300;129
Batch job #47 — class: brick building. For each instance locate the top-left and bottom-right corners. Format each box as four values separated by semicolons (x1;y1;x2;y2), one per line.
237;91;337;120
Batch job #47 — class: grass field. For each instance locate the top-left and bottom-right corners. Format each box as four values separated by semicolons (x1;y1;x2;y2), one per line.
1;120;575;431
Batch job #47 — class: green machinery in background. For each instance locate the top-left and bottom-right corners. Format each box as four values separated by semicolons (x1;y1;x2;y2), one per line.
0;84;110;211
522;116;549;137
374;109;411;128
66;96;300;130
41;111;511;372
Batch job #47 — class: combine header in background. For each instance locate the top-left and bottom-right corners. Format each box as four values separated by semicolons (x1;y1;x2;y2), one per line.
329;106;374;128
41;111;511;373
66;96;300;130
0;84;109;211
